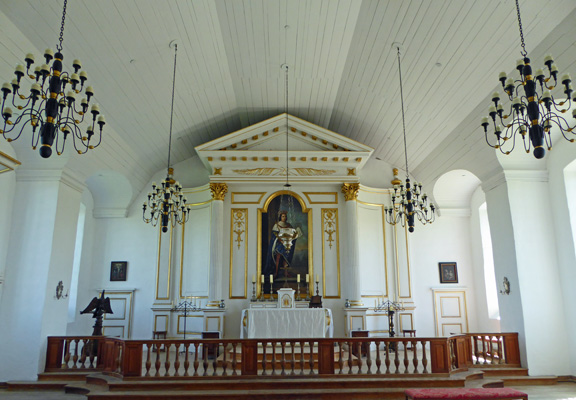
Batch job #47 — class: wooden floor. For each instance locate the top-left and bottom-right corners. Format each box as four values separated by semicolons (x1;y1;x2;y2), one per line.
5;367;564;400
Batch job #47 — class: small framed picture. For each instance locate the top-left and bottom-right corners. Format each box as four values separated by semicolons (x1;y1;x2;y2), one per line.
439;262;458;283
110;261;127;281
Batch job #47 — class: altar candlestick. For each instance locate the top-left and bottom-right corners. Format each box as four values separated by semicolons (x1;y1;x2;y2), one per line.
316;274;319;283
297;274;300;283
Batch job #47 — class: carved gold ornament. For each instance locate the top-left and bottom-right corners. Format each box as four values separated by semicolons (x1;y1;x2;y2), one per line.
233;167;336;176
341;183;360;201
232;209;246;249
323;209;337;249
210;182;228;200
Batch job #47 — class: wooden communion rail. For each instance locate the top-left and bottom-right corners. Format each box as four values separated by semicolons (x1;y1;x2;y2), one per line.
44;333;521;379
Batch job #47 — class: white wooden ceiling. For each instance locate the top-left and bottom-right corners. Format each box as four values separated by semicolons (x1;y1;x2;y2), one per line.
0;0;575;197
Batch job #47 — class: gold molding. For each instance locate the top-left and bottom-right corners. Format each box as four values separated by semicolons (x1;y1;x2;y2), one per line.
102;326;124;338
231;192;266;204
398;312;414;332
177;315;203;335
303;192;338;204
341;183;360;201
210;182;228;200
0;151;21;174
154;314;169;332
357;200;389;298
229;208;248;299
155;224;173;301
322;209;340;298
103;298;127;320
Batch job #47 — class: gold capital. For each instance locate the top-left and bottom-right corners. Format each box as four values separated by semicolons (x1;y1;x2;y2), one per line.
341;183;360;201
210;182;228;201
391;168;402;186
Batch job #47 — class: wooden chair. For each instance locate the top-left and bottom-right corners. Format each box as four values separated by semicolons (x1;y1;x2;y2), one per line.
402;329;416;350
152;330;167;351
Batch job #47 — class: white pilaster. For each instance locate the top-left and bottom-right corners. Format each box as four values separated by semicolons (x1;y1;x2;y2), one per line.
0;165;83;381
342;183;362;306
208;183;227;307
484;159;570;375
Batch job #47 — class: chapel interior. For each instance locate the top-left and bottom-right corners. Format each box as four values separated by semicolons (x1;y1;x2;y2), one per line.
1;1;576;399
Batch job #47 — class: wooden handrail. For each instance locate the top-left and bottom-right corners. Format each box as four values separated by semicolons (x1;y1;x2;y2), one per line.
44;333;521;378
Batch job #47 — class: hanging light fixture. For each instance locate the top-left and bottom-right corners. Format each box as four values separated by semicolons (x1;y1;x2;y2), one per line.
384;45;435;233
142;41;190;233
0;0;105;158
282;63;291;189
481;0;575;159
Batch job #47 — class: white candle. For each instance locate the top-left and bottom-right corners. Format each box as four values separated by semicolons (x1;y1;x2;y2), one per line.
316;274;319;283
297;274;300;283
252;275;256;283
270;274;273;283
306;274;309;283
261;275;264;283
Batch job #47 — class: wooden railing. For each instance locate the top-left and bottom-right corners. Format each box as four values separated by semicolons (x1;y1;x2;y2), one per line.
44;333;521;378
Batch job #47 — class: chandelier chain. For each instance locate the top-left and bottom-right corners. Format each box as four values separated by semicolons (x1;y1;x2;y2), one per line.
396;46;409;178
284;64;290;187
57;0;67;51
167;43;178;171
515;0;527;57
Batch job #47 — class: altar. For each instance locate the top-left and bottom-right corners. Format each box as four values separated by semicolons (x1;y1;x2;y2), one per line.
240;308;333;338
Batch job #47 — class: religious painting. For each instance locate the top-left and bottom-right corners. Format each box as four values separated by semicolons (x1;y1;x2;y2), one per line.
110;261;127;281
259;191;311;296
439;262;458;284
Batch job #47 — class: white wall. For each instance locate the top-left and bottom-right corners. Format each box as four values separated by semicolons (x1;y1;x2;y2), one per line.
409;213;478;336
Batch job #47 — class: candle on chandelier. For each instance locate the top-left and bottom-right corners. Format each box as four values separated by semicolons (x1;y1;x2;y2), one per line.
270;274;273;283
297;274;300;283
261;275;264;283
315;274;319;283
252;275;256;283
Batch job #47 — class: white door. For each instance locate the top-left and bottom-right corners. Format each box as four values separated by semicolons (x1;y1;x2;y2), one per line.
101;290;135;338
432;288;469;336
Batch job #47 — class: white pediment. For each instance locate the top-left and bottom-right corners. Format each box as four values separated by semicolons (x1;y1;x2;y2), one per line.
195;114;373;183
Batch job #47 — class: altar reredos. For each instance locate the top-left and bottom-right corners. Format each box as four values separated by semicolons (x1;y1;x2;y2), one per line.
195;113;373;183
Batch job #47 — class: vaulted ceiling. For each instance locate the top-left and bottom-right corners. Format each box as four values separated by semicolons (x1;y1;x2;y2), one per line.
1;0;575;197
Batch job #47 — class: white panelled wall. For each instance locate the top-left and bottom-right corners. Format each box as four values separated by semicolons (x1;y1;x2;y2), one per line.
2;140;576;379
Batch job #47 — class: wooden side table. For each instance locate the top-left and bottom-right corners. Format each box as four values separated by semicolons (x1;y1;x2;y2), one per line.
202;331;220;359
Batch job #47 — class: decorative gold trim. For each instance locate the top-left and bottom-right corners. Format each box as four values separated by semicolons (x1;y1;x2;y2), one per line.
391;168;402;186
229;208;248;299
154;314;169;332
302;192;338;205
398;312;414;332
432;289;469;336
341;183;360;201
100;290;134;338
322;209;341;298
210;182;228;200
231;192;267;205
205;316;222;332
177;314;203;335
155;224;173;301
0;151;21;166
213;167;222;175
347;168;356;176
102;325;125;338
357;200;389;297
103;298;127;320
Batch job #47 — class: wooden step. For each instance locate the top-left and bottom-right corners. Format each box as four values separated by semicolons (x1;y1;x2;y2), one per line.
38;371;96;381
106;376;464;393
480;368;529;377
5;381;69;390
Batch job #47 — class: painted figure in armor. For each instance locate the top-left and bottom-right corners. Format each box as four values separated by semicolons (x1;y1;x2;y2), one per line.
265;210;302;278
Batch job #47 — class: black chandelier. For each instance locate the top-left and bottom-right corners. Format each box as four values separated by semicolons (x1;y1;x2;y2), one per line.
384;45;435;233
481;0;575;159
0;0;105;158
142;42;190;233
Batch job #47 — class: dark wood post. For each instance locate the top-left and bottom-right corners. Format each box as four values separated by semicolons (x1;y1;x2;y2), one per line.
44;337;64;371
452;336;469;371
122;341;143;377
317;340;335;375
503;333;521;366
241;341;258;375
429;337;451;373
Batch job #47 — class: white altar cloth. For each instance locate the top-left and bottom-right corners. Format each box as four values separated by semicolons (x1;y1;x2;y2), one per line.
240;308;333;339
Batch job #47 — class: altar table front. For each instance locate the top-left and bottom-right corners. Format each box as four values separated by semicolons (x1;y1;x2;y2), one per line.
240;308;333;339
